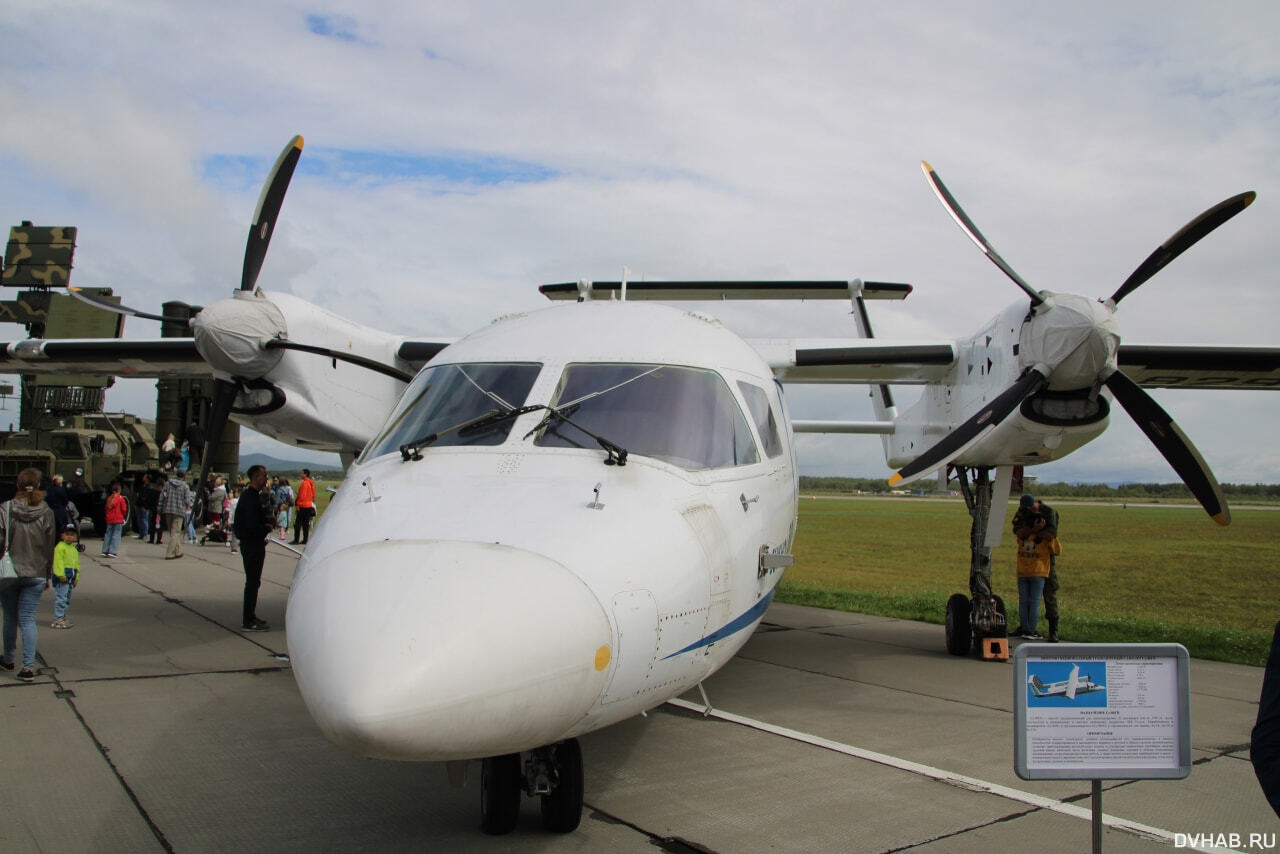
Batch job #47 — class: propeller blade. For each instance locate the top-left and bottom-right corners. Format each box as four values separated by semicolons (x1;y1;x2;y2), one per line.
1109;191;1255;305
921;161;1044;306
66;286;186;324
889;367;1048;487
240;135;304;293
1103;370;1230;524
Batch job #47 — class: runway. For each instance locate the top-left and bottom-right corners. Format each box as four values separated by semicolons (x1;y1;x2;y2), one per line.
2;534;1273;853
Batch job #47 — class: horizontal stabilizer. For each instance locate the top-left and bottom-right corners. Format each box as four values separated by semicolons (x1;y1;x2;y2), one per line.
540;280;912;302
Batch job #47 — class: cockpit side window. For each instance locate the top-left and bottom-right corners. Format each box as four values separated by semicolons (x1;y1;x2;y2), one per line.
535;364;759;470
359;362;541;462
737;381;783;458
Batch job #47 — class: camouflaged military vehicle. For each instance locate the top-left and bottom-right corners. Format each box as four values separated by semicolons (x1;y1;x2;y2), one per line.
0;408;160;533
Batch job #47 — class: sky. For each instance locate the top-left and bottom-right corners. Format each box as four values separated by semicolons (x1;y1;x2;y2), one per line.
1;1;1277;483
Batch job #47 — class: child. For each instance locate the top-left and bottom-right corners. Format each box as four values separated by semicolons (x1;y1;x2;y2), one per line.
227;487;241;554
51;522;81;629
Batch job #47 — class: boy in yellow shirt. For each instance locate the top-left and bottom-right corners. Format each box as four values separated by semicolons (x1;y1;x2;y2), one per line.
51;522;80;629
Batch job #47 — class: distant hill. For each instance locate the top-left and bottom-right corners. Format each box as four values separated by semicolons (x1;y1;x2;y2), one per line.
239;452;344;476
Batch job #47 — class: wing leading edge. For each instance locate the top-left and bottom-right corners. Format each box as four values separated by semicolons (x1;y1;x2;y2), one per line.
0;336;455;380
1118;344;1280;390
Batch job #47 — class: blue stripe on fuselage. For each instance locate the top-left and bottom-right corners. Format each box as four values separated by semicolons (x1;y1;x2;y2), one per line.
661;589;775;660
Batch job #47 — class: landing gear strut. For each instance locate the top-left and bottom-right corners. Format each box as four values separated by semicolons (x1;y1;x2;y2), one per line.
479;738;584;835
945;466;1010;658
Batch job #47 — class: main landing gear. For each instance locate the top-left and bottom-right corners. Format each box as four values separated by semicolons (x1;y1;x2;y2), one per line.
944;466;1010;660
480;738;584;835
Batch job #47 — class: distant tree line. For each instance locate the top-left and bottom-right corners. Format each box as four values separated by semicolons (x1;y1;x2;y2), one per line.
798;476;1280;500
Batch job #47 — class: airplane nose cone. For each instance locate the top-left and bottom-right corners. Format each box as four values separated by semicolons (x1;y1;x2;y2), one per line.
287;541;612;760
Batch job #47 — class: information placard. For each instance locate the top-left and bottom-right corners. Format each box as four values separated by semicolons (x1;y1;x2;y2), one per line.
1013;643;1191;780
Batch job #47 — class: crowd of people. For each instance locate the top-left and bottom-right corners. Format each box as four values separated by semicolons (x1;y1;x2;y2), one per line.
1;463;320;678
132;468;318;556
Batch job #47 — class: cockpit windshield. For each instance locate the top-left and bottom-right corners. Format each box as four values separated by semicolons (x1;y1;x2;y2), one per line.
359;362;540;462
533;363;759;470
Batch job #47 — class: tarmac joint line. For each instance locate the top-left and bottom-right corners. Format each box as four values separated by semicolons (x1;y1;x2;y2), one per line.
43;653;175;853
664;697;1240;854
585;804;720;853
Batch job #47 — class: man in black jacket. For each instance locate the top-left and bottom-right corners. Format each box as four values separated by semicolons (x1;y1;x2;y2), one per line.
1254;621;1280;817
232;465;273;631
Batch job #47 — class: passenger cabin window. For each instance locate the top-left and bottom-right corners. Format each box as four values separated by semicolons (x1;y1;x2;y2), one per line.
738;382;783;458
535;364;759;470
359;363;541;462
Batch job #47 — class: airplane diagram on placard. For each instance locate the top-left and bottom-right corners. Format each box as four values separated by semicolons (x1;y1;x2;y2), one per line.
1029;665;1106;700
3;136;1278;835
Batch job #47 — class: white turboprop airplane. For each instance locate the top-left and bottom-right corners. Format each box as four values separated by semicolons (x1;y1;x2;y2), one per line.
5;136;1278;834
1028;665;1105;700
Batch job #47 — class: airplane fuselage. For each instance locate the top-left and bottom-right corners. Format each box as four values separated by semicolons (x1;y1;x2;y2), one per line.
287;300;798;761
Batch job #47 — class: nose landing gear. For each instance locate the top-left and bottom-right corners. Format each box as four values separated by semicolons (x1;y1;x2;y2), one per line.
479;738;585;835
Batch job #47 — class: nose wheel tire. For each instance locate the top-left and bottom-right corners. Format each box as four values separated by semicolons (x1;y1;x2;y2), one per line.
480;753;521;835
540;738;584;833
945;593;972;656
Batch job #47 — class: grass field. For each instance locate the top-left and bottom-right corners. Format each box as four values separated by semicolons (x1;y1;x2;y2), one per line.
778;497;1279;666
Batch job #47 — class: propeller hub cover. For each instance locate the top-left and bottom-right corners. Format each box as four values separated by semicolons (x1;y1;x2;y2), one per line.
191;290;287;379
1019;292;1119;391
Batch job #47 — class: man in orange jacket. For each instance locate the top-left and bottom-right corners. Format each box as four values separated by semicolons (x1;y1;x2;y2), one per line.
291;469;316;545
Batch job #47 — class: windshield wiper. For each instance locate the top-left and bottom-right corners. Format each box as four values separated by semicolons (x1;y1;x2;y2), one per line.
524;405;628;466
399;405;540;461
399;401;629;467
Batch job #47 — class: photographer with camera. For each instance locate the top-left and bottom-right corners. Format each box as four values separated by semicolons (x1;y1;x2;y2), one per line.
1011;493;1062;641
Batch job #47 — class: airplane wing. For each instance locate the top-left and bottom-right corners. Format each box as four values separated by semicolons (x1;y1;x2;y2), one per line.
757;341;1280;388
1066;665;1080;700
0;336;455;380
0;337;209;378
1119;344;1280;390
